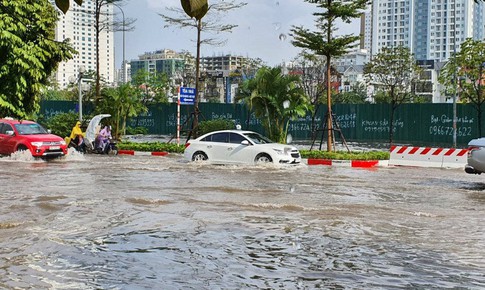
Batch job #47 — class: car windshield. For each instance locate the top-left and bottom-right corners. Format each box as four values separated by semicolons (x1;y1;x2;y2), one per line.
15;123;48;135
243;132;274;144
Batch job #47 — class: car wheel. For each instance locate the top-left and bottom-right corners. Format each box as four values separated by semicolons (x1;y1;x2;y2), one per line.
192;151;208;161
16;145;29;153
255;153;272;163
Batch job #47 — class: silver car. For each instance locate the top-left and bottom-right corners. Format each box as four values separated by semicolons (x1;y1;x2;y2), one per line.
184;130;301;165
465;138;485;174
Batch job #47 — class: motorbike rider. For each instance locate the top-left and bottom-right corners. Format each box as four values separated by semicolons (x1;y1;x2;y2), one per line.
97;125;112;153
69;121;86;152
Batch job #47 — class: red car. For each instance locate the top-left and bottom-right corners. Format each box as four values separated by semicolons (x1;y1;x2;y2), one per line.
0;118;68;159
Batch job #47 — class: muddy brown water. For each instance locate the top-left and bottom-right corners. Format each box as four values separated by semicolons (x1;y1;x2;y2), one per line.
0;151;484;289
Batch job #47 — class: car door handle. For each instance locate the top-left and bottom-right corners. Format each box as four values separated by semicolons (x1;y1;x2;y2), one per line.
227;147;233;151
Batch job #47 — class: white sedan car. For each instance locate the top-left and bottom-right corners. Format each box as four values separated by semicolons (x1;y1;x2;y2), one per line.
465;137;485;174
184;130;301;165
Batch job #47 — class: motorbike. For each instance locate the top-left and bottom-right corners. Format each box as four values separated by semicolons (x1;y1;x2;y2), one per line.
93;136;118;155
67;114;118;155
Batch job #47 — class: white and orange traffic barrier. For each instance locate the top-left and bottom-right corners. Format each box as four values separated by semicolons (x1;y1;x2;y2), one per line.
389;146;467;168
118;150;168;156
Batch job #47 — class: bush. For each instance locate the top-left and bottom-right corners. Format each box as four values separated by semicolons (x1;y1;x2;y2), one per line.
41;112;79;137
117;141;185;153
198;119;235;136
300;150;389;160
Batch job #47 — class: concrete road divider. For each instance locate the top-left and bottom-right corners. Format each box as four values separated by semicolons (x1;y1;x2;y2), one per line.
389;146;467;168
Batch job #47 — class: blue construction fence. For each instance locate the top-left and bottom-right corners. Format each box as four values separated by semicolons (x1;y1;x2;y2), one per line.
39;100;483;147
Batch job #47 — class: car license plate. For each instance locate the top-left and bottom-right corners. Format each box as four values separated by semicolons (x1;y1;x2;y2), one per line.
50;146;60;150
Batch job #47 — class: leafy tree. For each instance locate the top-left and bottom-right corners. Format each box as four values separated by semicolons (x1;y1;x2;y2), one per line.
334;82;368;104
291;0;369;151
131;69;171;105
41;88;76;101
439;38;485;137
54;0;135;102
159;0;246;137
41;111;80;138
131;69;170;128
364;46;422;145
0;0;74;118
91;0;134;101
236;66;308;143
96;83;146;138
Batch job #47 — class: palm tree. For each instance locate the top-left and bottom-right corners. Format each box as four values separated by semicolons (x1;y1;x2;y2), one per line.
236;67;308;143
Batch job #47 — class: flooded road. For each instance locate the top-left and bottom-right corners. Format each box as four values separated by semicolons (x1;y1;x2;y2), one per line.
0;152;484;289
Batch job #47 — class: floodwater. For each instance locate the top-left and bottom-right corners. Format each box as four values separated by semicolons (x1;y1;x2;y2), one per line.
0;151;484;289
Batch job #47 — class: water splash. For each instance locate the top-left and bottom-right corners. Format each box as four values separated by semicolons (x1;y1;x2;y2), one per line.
6;150;38;162
63;147;86;162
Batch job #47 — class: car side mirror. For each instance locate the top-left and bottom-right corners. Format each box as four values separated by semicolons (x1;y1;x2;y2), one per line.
5;130;14;136
241;140;249;146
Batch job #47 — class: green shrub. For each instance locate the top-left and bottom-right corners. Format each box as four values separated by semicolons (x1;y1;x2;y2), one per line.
300;150;389;160
41;112;79;137
198;119;235;136
118;141;185;153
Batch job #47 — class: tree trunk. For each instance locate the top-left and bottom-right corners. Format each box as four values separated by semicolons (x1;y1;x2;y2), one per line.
478;104;483;137
192;18;202;138
326;55;333;152
95;0;101;102
477;71;483;138
389;100;396;146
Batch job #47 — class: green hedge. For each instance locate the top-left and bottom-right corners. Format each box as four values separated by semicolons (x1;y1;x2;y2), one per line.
117;141;185;154
299;150;389;160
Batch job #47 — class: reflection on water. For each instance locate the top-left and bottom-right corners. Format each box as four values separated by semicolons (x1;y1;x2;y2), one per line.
0;155;484;289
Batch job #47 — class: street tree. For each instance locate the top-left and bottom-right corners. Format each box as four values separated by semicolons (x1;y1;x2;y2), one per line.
0;0;74;118
334;83;368;104
364;46;422;145
91;1;134;102
97;83;146;138
131;69;170;127
439;38;485;137
291;0;369;152
159;0;246;137
290;52;326;144
236;66;308;144
54;0;135;103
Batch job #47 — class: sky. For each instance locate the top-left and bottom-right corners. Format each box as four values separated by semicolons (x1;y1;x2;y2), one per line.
113;0;361;69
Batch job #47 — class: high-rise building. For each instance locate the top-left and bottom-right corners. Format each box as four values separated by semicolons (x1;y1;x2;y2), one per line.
360;11;373;54
130;49;186;79
51;0;115;88
117;60;131;84
371;0;485;61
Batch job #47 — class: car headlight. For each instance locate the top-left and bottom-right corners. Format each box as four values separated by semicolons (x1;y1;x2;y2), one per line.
60;140;66;145
273;148;284;155
31;142;43;147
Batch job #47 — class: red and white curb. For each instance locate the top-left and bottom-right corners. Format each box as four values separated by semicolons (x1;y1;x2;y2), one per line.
118;150;169;157
116;151;387;168
306;159;388;168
